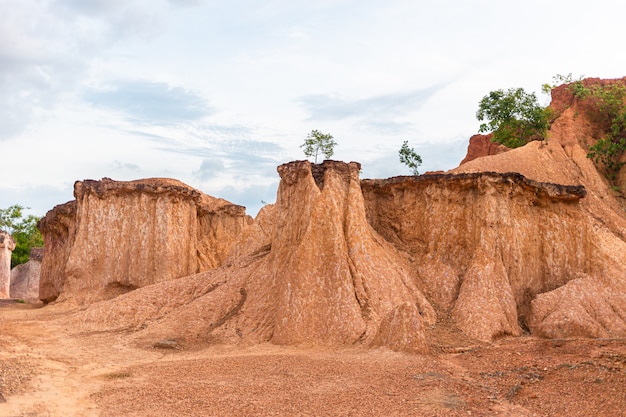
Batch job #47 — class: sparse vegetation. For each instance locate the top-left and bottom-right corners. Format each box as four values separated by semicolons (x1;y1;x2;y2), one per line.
398;140;422;175
0;205;43;268
301;130;337;163
476;88;551;148
570;81;626;182
542;74;626;183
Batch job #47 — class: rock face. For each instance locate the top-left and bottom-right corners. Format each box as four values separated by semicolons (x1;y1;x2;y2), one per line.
361;173;593;341
459;133;509;165
450;77;626;340
38;201;76;302
0;231;16;298
77;161;436;352
52;77;626;348
10;247;43;302
38;178;250;304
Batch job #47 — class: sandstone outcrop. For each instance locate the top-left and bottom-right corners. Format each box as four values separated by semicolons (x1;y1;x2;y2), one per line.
459;133;509;165
10;247;43;302
77;161;436;352
451;77;626;340
361;172;593;341
50;77;626;349
38;201;76;302
0;231;16;298
38;178;250;304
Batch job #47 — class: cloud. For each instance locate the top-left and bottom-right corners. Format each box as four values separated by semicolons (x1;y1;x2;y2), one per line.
212;181;280;218
298;85;443;121
112;160;142;172
0;183;75;217
84;80;212;124
193;158;225;181
0;0;182;140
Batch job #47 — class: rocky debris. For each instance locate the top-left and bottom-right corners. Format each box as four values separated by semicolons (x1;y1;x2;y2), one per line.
0;231;16;299
0;358;34;398
10;248;43;302
459;133;509;165
152;339;181;350
38;178;250;304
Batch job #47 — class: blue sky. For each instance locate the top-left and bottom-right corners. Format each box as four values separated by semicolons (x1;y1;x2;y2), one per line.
1;0;626;217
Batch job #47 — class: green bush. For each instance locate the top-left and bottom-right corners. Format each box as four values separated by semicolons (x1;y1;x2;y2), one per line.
0;205;44;268
476;88;550;148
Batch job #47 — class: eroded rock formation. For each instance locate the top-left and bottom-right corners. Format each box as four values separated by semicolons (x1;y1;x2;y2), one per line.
459;133;509;165
361;173;595;341
0;231;16;298
451;77;626;340
38;178;250;304
77;161;436;352
50;77;626;349
10;247;43;302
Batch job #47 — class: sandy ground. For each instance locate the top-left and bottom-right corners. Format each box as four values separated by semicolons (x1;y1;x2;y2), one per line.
0;301;625;417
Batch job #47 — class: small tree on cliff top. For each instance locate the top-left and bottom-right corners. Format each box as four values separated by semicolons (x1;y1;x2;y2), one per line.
301;129;337;163
399;140;422;175
476;87;550;148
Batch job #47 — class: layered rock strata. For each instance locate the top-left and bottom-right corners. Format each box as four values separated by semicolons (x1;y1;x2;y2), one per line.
38;178;250;304
52;77;626;346
78;161;436;352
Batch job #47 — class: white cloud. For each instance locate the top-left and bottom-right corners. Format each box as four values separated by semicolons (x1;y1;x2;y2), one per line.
84;80;212;123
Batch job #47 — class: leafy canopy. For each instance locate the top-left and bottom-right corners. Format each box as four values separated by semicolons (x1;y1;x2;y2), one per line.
0;205;44;268
300;129;337;163
476;87;550;148
398;140;422;175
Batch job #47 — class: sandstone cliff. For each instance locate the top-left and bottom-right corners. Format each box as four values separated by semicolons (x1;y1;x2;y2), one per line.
76;161;436;352
459;133;509;165
38;178;250;304
451;77;626;339
52;77;626;349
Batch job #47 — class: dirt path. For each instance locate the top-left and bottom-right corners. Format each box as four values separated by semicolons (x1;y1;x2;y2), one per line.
1;302;625;417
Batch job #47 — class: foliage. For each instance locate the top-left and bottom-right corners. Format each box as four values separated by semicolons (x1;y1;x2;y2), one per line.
300;130;337;163
476;88;550;148
398;140;422;175
542;73;588;98
569;81;626;182
0;205;44;268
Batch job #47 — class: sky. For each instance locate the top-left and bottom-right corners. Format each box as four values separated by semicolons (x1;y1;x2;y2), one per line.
1;0;626;218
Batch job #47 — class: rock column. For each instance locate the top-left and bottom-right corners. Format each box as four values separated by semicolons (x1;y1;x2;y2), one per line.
0;231;16;298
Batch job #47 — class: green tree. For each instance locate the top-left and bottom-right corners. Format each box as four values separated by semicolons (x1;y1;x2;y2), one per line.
399;140;422;175
301;129;337;163
476;88;550;148
0;205;44;268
